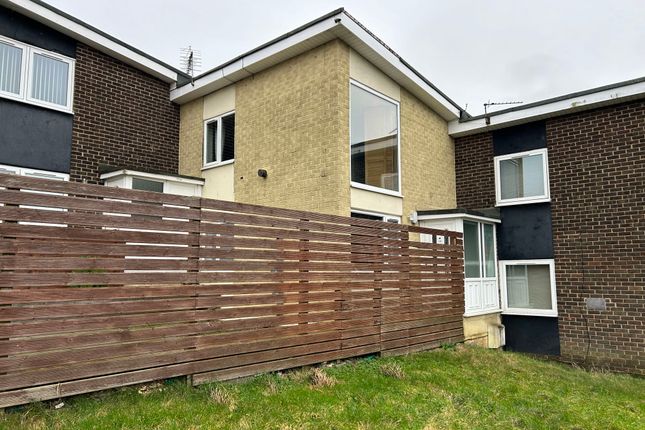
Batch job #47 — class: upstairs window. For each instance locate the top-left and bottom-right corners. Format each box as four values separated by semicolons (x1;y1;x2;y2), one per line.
0;39;25;97
494;148;550;206
0;36;74;112
350;81;400;194
204;112;235;167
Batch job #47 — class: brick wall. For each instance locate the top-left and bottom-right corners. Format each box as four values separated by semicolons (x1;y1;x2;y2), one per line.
400;89;456;218
234;40;351;216
454;131;495;209
70;43;180;183
548;100;645;373
453;100;645;373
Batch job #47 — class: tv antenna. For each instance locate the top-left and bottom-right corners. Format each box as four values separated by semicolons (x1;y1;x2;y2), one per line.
483;100;523;124
483;100;523;115
180;46;202;77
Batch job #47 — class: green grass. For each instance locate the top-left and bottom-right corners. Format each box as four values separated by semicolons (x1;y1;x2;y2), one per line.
2;346;643;430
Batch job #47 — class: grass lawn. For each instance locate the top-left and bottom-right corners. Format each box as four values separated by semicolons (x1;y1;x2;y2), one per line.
1;346;643;430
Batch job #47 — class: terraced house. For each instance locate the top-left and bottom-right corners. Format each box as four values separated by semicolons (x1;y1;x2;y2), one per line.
0;0;203;195
1;1;643;374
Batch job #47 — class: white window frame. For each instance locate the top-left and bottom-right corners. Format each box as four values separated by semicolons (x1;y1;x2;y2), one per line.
0;35;75;114
494;148;550;207
26;46;75;112
350;209;401;224
349;79;402;197
0;36;28;101
203;110;235;169
463;220;500;316
499;259;558;317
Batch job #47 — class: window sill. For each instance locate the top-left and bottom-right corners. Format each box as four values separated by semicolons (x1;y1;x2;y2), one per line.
495;196;550;207
350;182;403;198
202;159;235;171
0;92;73;115
502;309;558;317
464;309;502;318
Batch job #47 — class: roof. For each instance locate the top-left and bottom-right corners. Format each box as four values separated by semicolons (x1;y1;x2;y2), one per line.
416;208;501;223
449;76;645;137
98;166;205;184
1;0;189;83
170;8;465;121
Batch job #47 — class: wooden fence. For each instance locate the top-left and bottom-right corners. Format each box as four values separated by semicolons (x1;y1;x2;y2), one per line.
0;173;464;407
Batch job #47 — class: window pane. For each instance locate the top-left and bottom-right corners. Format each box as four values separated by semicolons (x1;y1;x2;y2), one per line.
205;121;217;164
500;153;545;200
463;221;480;278
0;41;22;95
483;224;496;277
132;178;164;193
522;154;545;196
506;264;552;310
30;53;69;106
350;84;399;191
221;114;235;162
351;212;382;221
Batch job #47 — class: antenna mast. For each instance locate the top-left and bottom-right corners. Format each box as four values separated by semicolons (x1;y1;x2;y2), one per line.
179;46;202;77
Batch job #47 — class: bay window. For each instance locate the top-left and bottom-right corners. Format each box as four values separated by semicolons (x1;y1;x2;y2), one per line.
494;148;549;206
350;81;400;194
500;259;557;316
0;35;74;112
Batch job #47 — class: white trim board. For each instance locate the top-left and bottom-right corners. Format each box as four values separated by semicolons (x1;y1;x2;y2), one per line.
1;0;180;83
169;10;461;121
99;169;204;185
449;78;645;137
416;213;501;224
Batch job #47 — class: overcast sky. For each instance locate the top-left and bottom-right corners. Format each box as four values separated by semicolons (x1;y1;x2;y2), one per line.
48;0;645;115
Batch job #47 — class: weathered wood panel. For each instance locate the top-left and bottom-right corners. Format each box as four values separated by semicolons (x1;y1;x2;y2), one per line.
0;173;464;408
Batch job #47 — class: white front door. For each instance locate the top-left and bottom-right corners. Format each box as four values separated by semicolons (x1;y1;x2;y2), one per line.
463;221;500;315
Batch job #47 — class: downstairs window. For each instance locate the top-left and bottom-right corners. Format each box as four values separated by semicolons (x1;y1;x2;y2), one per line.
500;259;557;316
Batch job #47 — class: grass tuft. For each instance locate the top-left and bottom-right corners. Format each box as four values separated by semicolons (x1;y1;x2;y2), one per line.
380;362;406;379
209;385;237;411
309;368;336;388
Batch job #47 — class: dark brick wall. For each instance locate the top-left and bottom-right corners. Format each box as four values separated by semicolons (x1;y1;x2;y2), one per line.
454;132;495;209
453;100;645;373
547;101;645;373
70;43;179;183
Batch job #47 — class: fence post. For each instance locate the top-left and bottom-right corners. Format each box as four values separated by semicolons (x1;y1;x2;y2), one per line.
298;218;309;328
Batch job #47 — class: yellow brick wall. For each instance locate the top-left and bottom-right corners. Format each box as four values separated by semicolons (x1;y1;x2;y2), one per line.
178;98;204;178
234;40;350;216
400;88;457;222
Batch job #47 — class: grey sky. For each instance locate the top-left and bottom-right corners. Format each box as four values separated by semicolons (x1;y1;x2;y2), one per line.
48;0;645;115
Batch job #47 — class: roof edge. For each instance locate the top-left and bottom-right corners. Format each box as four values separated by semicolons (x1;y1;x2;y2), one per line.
180;7;345;86
170;8;463;119
3;0;189;82
449;76;645;137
